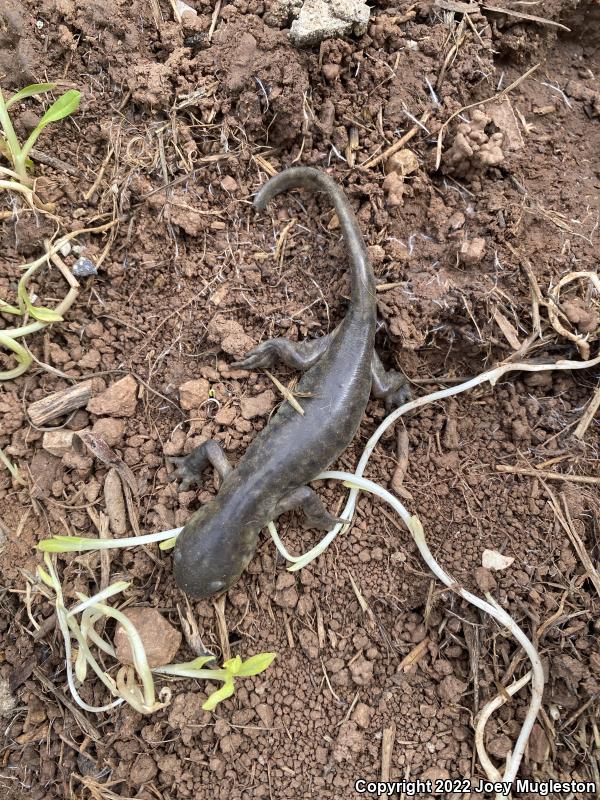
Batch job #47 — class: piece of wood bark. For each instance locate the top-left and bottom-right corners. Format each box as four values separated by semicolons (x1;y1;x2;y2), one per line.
27;381;93;426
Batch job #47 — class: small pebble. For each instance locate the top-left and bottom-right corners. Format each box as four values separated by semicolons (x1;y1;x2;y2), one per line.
72;257;98;277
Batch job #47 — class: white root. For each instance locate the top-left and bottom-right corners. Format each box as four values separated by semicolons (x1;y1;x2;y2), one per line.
474;670;532;792
38;555;123;713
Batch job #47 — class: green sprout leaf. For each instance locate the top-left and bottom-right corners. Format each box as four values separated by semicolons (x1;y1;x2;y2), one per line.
0;445;24;484
5;83;56;110
233;652;277;677
27;305;64;323
21;89;81;159
0;332;33;380
0;300;22;316
154;652;276;712
202;679;235;711
158;536;178;551
37;527;183;553
184;656;216;670
16;278;63;322
37;535;94;553
37;565;55;588
36;89;81;128
202;653;276;710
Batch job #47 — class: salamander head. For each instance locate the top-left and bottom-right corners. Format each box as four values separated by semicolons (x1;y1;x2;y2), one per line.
172;502;260;598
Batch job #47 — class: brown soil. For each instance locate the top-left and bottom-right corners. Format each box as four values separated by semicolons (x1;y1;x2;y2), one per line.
1;1;600;798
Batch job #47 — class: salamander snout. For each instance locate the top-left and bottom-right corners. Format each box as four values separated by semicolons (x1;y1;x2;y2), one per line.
172;507;260;599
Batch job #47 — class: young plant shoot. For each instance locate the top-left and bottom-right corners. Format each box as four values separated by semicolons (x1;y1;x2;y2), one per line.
154;653;277;711
39;553;276;715
0;83;80;186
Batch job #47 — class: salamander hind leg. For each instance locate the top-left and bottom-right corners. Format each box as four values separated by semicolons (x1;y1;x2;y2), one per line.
275;485;344;531
168;440;232;491
232;332;335;371
371;352;411;410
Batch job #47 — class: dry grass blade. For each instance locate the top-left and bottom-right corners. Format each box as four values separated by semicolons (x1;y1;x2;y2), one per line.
273;217;297;268
574;386;600;440
544;486;600;600
347;570;369;613
73;774;139;800
437;17;467;91
493;308;521;350
521;259;543;337
265;370;305;415
397;639;430;672
87;507;112;591
178;597;215;658
33;667;102;741
390;425;412;499
379;723;396;800
168;0;182;22
482;5;571;31
213;594;230;661
496;465;600;485
208;0;223;42
253;153;278;177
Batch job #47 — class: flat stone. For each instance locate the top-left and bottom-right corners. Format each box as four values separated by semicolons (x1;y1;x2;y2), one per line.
129;753;158;784
42;429;76;457
178;378;210;410
438;674;468;702
114;607;181;668
87;375;138;418
459;237;486;265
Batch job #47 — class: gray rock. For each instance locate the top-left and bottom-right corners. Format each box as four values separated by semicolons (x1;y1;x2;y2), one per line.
72;256;98;277
289;0;370;46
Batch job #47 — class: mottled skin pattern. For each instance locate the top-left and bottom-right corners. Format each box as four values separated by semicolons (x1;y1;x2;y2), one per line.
172;167;409;598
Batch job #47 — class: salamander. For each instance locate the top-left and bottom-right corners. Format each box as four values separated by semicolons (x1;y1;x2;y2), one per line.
171;166;410;598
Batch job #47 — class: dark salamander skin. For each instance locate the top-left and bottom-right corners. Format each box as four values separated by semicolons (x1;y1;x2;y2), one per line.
172;167;409;598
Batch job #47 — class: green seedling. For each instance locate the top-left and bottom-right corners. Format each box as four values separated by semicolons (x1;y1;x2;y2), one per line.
155;652;277;711
0;83;80;186
0;221;117;388
37;552;276;716
38;527;183;553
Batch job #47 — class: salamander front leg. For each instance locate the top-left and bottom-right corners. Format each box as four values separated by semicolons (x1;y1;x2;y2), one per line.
371;352;411;409
168;440;232;491
232;332;336;371
275;485;344;531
